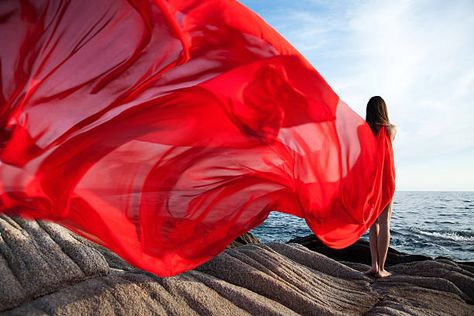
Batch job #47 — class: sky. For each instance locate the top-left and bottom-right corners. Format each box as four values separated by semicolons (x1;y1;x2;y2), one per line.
240;0;474;191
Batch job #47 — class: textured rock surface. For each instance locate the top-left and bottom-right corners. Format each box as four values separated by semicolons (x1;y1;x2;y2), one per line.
227;232;261;249
0;215;473;315
288;234;436;266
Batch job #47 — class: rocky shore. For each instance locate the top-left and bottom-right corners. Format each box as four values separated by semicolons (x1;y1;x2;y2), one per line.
0;215;472;315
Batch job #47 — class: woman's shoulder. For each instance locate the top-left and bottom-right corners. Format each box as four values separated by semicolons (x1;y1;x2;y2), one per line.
386;123;397;140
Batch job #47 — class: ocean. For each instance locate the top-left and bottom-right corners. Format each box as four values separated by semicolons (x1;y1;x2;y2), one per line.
250;191;474;262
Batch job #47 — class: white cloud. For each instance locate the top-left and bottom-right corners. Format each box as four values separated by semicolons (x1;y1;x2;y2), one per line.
244;0;474;190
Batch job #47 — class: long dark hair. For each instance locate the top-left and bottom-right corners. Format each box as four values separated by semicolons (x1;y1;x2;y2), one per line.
365;96;390;135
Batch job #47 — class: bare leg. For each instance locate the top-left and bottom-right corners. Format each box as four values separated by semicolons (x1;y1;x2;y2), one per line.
375;200;393;278
364;220;379;275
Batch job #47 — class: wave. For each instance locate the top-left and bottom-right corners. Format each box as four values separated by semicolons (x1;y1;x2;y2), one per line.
409;228;474;242
454;206;473;210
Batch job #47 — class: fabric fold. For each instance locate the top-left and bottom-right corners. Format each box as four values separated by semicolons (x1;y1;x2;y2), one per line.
0;0;395;277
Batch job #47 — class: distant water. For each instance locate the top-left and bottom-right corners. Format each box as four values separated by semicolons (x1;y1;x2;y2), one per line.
250;191;474;262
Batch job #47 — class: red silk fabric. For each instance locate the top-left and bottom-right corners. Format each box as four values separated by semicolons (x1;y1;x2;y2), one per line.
0;0;395;276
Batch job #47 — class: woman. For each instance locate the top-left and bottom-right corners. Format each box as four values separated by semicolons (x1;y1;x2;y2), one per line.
364;96;397;278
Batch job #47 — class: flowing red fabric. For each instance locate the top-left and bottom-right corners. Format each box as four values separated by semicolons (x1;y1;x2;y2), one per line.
0;0;395;276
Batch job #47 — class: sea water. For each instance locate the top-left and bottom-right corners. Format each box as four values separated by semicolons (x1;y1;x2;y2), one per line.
250;191;474;262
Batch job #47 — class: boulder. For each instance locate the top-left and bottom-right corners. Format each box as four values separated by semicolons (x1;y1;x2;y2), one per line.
227;232;261;249
0;216;472;315
288;234;434;266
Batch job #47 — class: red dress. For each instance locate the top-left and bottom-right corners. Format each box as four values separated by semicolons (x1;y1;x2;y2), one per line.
0;0;395;276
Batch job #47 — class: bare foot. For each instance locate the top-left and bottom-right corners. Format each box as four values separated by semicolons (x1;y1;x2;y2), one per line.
375;269;392;278
363;267;378;276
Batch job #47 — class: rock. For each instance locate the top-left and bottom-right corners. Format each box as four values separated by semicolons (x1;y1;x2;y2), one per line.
0;216;109;312
227;232;261;249
288;234;433;266
0;216;473;315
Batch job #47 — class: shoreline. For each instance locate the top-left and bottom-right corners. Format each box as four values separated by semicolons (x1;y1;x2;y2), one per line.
287;233;474;267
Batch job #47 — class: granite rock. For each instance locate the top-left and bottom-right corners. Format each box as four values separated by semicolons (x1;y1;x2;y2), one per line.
0;216;472;315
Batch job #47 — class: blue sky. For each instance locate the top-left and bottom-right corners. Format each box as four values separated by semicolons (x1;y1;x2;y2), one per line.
241;0;474;191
